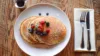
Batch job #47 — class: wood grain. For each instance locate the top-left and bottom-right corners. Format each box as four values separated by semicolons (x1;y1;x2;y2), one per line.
0;0;99;56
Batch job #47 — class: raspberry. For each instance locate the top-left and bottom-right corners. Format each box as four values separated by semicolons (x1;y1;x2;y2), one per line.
46;29;50;33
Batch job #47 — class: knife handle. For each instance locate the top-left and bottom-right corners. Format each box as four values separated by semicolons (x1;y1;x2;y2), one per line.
87;30;91;50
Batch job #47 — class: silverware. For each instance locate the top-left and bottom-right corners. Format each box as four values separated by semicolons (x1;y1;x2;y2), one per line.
86;12;91;50
80;12;87;48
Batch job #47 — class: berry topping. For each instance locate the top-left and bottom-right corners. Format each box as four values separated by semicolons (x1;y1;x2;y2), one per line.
31;24;35;29
35;30;41;35
46;13;49;16
28;28;33;34
39;13;41;16
29;21;50;36
35;30;47;36
38;25;44;30
40;33;44;36
46;22;50;27
42;32;48;36
38;28;43;32
46;29;50;33
40;21;45;26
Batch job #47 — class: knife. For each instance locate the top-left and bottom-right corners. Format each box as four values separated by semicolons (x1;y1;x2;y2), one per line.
86;12;91;50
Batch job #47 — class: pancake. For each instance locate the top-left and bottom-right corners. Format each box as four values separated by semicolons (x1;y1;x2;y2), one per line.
20;16;39;44
20;16;66;48
20;16;55;48
30;16;66;45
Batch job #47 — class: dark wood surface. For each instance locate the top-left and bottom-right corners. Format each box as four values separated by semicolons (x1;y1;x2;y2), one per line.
0;0;100;56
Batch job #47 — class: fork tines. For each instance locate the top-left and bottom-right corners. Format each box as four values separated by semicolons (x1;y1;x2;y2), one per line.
80;12;87;22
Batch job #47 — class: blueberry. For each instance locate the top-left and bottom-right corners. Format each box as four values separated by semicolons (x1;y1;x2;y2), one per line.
35;31;39;35
39;13;41;16
42;32;47;36
46;13;49;16
40;33;44;36
35;30;41;35
28;28;33;34
46;22;50;27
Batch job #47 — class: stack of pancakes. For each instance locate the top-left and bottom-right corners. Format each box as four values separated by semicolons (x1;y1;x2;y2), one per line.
20;16;66;48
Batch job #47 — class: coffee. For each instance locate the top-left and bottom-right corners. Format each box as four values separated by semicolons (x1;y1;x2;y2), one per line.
16;0;25;7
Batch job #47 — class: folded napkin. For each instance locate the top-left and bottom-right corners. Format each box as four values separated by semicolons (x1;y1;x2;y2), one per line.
74;8;96;52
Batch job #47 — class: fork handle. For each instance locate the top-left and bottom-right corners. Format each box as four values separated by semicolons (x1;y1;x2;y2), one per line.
81;27;84;48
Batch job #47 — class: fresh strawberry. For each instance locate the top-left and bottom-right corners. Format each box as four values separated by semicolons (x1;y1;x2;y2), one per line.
38;25;44;32
38;25;42;29
46;29;50;33
40;20;45;26
31;24;35;29
38;28;43;32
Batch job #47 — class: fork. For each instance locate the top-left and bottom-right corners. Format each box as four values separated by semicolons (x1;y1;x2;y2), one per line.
80;12;87;48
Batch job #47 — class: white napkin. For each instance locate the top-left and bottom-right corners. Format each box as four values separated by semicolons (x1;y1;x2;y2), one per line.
74;8;96;52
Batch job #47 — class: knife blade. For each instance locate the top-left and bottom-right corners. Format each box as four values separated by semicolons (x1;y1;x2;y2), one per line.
86;12;90;29
86;12;91;50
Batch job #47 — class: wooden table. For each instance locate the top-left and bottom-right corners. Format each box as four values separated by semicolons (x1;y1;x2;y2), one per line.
0;0;100;56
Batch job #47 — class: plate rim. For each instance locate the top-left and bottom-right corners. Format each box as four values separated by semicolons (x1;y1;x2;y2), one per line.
14;3;71;56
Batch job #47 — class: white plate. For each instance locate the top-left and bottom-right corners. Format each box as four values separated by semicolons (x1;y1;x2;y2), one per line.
14;3;71;56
